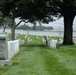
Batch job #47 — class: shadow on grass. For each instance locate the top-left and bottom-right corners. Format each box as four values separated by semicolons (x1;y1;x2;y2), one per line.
20;44;47;48
19;44;51;52
59;43;76;47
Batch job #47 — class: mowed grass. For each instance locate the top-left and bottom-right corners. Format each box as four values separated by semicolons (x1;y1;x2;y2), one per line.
0;35;76;75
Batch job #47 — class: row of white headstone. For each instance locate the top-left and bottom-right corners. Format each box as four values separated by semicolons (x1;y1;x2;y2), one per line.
8;40;19;59
42;38;59;48
26;35;59;48
0;34;24;66
8;39;25;59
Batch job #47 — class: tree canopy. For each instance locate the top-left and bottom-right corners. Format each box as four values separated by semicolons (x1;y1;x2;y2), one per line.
0;0;76;22
0;0;76;44
49;0;76;44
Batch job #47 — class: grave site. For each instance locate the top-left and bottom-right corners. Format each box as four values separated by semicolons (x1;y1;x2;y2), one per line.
0;34;76;75
1;0;76;75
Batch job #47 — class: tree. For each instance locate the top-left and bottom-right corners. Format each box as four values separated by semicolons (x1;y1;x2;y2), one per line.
0;0;24;40
48;0;76;44
16;0;76;45
5;0;52;40
0;12;8;32
0;0;54;40
19;0;75;45
1;0;75;44
0;0;44;40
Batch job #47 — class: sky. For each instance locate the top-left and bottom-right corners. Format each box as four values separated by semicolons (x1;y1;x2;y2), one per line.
15;17;76;31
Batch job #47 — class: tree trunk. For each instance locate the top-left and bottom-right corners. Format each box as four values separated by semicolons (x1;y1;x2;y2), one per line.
10;26;15;40
63;14;75;45
10;18;23;40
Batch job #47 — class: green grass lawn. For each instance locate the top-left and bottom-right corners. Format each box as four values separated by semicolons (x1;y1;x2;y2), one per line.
0;35;76;75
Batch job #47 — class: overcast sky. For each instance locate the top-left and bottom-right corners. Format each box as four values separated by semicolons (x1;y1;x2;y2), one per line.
15;16;76;31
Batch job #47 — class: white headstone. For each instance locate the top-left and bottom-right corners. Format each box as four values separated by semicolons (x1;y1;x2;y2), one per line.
59;38;63;44
46;36;49;40
50;39;57;48
42;38;45;43
0;34;8;60
0;34;12;66
28;37;32;44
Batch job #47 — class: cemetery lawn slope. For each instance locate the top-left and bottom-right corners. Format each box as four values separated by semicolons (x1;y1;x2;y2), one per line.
0;35;76;75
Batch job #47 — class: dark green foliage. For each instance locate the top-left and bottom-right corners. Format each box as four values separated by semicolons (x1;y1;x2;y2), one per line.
15;0;53;23
17;24;53;31
48;0;76;44
0;0;76;44
0;0;19;17
0;0;76;22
